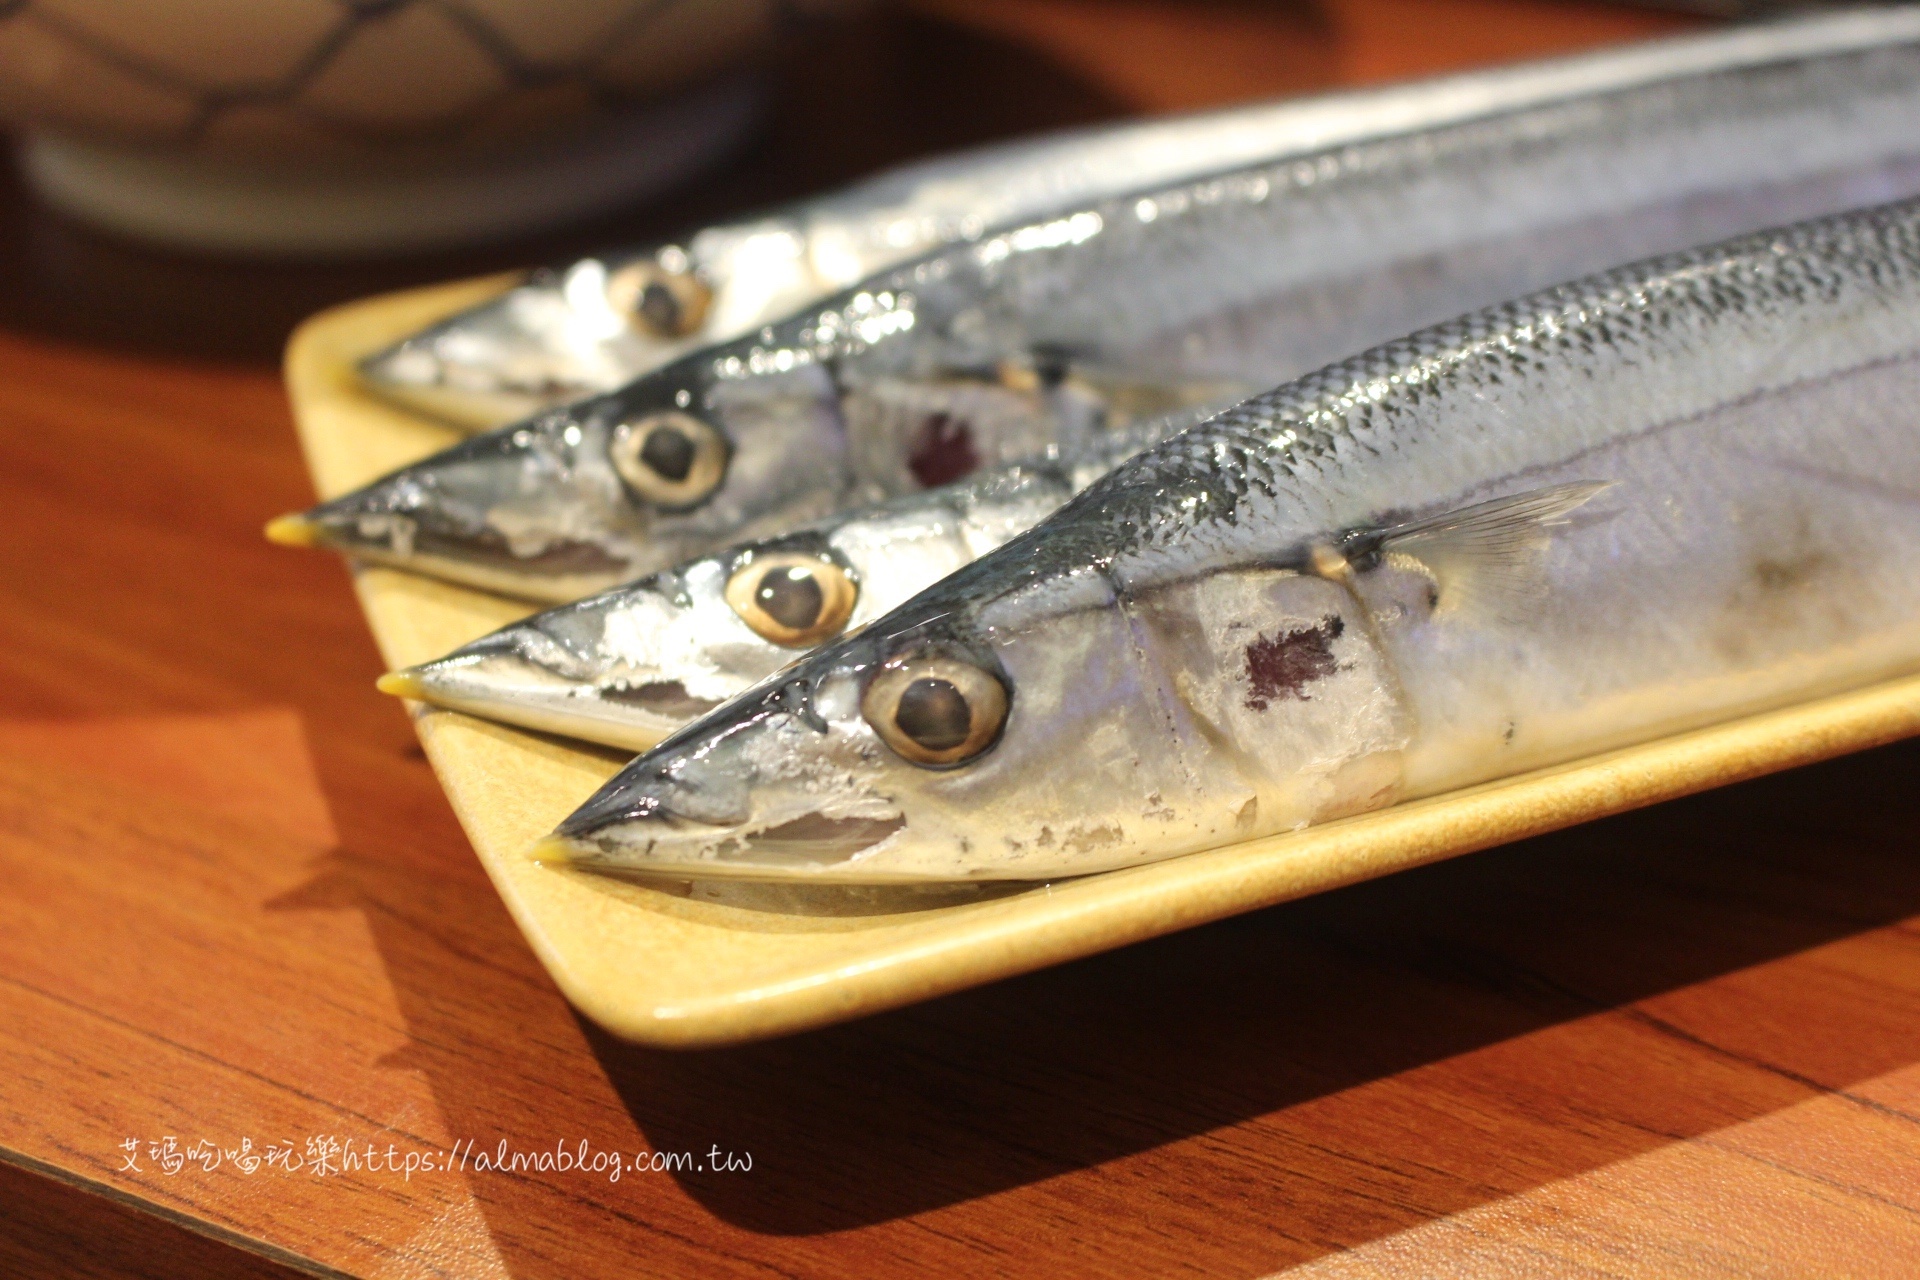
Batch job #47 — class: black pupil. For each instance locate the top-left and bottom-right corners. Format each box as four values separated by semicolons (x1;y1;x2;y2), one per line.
638;281;681;333
640;424;697;482
895;677;971;751
755;566;824;631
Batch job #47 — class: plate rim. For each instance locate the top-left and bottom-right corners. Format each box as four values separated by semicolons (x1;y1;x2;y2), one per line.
283;277;1920;1048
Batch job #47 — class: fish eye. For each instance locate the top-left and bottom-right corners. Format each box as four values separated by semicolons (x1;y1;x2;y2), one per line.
724;552;858;647
861;654;1008;768
609;410;730;509
605;258;712;339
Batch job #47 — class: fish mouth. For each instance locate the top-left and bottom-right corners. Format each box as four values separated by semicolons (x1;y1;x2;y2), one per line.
267;481;635;601
543;786;911;882
540;668;920;881
356;276;598;428
358;340;446;394
383;650;718;752
359;339;586;429
599;680;724;721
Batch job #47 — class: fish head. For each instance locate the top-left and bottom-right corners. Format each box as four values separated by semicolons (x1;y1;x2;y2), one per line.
280;347;854;601
390;530;875;751
358;252;718;428
545;539;1413;883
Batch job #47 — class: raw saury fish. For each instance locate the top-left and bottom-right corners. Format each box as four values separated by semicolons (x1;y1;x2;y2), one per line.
541;197;1920;884
377;419;1189;751
275;11;1920;603
356;9;1920;429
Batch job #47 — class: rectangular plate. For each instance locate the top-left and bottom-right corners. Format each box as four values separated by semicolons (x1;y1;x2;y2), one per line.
285;276;1920;1048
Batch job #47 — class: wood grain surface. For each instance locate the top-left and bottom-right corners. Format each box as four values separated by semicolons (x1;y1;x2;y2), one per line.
11;1;1920;1277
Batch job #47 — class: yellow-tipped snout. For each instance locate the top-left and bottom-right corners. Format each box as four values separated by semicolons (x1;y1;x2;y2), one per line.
528;836;578;866
375;671;426;700
263;513;319;548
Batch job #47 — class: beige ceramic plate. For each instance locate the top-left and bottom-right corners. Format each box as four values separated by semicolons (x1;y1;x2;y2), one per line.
284;277;1920;1049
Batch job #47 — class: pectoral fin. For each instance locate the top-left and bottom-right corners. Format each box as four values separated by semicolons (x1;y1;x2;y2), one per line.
1371;481;1612;621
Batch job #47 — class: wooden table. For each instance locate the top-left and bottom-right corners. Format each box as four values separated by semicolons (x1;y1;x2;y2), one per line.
10;2;1920;1276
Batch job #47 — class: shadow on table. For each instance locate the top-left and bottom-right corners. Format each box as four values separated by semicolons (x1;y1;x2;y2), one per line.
586;735;1920;1236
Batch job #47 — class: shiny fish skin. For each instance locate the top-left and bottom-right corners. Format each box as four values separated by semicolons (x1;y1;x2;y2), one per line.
545;198;1920;884
358;108;1347;428
383;420;1184;751
294;18;1920;601
359;9;1920;429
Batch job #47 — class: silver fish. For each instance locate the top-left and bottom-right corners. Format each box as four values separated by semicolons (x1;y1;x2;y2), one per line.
357;9;1920;429
541;198;1920;884
376;417;1195;750
276;14;1920;601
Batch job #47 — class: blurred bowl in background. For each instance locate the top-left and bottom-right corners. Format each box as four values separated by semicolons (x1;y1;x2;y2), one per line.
0;0;841;256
